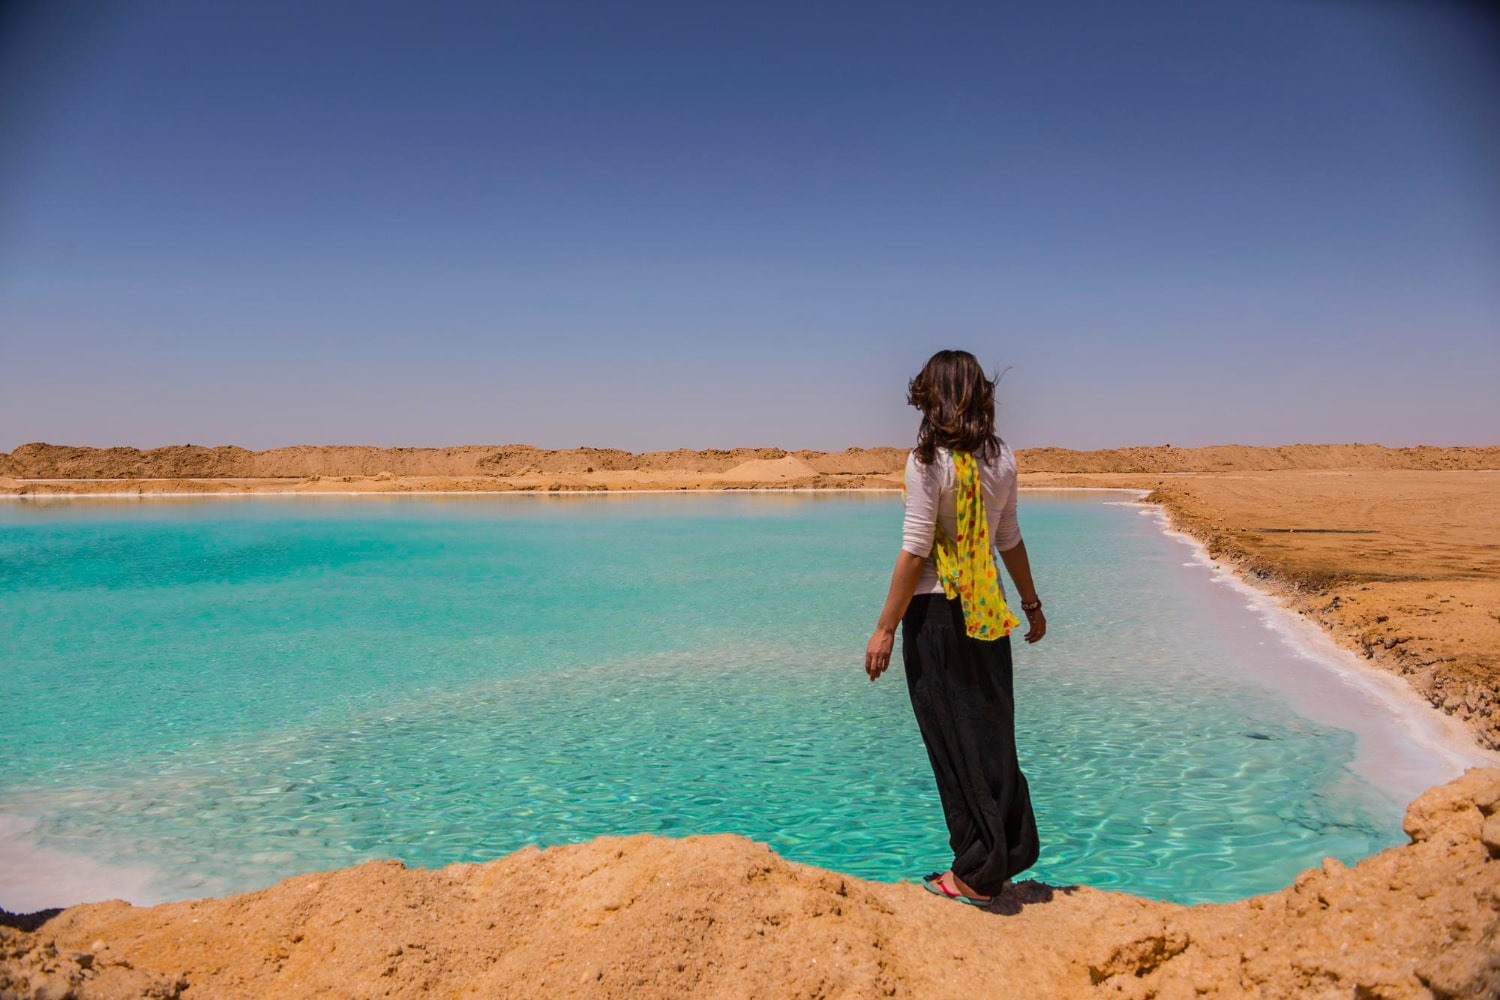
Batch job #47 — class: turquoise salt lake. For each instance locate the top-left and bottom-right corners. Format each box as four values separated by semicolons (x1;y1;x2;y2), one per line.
0;492;1484;911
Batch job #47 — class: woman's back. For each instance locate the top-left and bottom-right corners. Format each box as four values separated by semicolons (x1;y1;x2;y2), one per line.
902;442;1021;597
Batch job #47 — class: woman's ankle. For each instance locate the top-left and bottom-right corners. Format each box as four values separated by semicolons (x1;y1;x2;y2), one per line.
948;871;990;899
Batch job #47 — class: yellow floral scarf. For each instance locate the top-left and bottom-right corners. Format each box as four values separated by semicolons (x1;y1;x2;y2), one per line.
933;451;1020;641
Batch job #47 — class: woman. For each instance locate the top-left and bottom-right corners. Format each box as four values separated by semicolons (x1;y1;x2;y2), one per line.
865;349;1046;906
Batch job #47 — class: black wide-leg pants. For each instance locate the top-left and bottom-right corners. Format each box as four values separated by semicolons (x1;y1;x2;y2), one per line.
902;593;1040;895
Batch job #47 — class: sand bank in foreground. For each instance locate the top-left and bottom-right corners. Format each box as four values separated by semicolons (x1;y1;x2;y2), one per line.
3;770;1499;999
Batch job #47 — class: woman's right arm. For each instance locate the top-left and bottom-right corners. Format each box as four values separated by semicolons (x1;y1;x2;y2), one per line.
866;550;926;681
866;454;937;681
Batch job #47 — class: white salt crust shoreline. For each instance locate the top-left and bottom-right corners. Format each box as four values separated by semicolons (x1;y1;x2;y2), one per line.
4;487;1494;915
0;816;171;914
1133;501;1500;805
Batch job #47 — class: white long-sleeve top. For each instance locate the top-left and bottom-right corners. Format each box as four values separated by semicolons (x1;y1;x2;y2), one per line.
901;442;1022;597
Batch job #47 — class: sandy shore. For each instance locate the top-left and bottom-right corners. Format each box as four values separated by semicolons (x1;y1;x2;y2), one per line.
4;442;1500;997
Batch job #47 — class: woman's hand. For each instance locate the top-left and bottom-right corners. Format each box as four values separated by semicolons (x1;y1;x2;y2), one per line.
1021;605;1046;644
866;626;895;681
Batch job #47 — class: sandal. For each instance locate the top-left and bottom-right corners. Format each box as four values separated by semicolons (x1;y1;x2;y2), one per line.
921;871;992;907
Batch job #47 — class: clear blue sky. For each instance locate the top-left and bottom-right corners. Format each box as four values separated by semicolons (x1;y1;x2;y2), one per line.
2;0;1496;451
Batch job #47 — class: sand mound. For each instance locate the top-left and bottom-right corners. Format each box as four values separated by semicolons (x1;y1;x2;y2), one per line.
795;448;911;476
719;456;820;482
632;448;793;473
3;770;1498;999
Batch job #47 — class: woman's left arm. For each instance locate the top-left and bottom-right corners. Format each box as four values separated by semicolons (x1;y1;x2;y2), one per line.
866;550;927;681
999;540;1046;644
994;451;1045;644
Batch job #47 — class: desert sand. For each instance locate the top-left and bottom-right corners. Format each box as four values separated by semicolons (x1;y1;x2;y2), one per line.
4;442;1500;998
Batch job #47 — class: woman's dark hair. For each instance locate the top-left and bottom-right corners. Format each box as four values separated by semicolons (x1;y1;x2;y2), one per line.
907;349;1000;465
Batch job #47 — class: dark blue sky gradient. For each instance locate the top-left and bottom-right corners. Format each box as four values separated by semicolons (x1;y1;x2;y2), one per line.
2;0;1497;449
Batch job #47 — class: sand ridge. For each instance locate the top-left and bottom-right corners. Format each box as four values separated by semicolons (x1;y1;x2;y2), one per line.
0;443;914;482
3;442;1497;485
